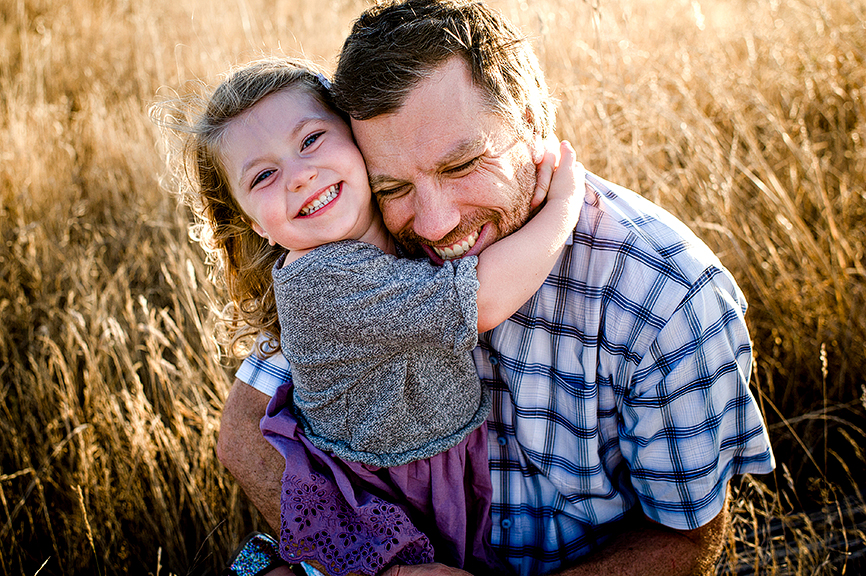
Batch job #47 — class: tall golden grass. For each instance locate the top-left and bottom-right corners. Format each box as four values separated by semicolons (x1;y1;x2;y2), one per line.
1;0;863;574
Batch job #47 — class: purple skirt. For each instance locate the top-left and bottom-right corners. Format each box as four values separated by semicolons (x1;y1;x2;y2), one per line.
261;382;504;575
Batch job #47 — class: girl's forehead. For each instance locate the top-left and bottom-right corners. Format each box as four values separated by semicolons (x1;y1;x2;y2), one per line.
246;87;336;127
225;89;317;137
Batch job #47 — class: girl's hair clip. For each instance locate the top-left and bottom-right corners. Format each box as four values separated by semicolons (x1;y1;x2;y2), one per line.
315;73;332;90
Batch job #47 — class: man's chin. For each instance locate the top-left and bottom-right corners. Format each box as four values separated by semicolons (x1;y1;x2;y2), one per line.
420;244;446;265
395;241;429;261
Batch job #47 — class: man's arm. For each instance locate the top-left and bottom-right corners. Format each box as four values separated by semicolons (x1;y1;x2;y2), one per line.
216;378;284;531
557;490;730;576
382;489;730;576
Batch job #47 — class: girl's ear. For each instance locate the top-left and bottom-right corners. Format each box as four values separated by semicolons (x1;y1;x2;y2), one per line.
250;221;276;246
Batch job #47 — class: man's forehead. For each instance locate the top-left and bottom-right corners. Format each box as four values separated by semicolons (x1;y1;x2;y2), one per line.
350;59;505;180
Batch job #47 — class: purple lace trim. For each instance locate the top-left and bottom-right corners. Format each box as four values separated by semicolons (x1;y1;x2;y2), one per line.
280;472;435;575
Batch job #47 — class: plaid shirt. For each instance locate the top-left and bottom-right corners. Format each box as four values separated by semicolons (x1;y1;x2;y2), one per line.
236;172;775;575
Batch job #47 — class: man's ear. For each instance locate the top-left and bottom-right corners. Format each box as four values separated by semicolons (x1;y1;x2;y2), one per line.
524;106;545;163
530;132;545;164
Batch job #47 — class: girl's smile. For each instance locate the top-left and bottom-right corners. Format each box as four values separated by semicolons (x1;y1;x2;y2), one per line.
218;87;392;257
298;183;341;217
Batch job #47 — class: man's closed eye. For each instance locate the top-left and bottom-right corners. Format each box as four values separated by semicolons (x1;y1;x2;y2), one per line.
444;157;480;176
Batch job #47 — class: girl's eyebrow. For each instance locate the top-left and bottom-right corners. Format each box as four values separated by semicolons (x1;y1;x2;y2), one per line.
237;114;327;186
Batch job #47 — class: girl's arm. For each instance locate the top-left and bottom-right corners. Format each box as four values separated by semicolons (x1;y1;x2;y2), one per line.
475;140;584;332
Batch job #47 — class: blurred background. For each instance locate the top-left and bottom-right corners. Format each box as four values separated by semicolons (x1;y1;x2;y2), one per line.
1;0;864;573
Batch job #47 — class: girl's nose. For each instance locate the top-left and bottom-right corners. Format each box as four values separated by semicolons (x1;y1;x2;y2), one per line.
288;160;317;192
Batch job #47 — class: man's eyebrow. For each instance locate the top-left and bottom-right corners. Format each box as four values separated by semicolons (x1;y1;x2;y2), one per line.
367;136;487;191
368;173;397;191
438;136;486;168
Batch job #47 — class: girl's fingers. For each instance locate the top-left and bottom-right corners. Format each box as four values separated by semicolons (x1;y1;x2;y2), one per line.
531;139;562;209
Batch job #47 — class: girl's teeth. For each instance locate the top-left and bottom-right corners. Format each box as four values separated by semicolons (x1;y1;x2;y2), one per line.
300;185;338;216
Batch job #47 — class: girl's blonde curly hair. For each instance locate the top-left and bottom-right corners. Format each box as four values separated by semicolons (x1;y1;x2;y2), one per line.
154;57;341;357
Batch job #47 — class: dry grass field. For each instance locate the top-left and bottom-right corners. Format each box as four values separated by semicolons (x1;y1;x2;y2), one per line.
1;0;864;573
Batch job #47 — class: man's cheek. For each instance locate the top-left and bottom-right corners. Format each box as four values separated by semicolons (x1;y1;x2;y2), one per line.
377;198;404;230
379;201;424;254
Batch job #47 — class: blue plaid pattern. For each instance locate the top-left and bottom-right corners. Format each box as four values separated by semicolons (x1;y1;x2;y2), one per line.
235;342;286;399
236;172;775;575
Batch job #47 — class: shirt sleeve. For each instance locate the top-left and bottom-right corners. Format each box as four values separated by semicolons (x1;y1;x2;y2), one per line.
618;267;775;530
235;339;291;398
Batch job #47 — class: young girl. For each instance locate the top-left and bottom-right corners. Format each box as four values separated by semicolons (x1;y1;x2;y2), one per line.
173;58;583;575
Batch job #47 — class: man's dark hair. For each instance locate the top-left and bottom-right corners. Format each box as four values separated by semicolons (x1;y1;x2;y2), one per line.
332;0;555;138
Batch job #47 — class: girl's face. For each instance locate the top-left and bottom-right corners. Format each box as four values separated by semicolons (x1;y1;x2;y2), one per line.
220;87;375;252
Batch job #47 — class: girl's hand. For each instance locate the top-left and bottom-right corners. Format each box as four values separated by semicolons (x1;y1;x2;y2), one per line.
547;140;583;206
530;137;562;210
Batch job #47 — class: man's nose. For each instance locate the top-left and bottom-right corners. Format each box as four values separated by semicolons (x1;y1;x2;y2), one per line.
411;182;462;242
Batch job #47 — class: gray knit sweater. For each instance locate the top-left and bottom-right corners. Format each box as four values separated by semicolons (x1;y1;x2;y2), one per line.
272;240;490;467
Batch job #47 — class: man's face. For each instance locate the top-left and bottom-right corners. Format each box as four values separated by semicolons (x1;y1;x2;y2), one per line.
350;57;539;263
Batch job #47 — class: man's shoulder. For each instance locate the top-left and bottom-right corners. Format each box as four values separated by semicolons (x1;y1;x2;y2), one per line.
576;172;725;282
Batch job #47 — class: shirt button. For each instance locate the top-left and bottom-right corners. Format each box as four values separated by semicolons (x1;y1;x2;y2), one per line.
501;518;512;529
497;436;508;446
489;355;499;366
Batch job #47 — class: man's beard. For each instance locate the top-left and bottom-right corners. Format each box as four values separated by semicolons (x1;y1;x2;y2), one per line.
394;159;537;257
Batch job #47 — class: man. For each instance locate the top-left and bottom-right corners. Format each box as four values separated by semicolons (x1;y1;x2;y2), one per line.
217;1;775;574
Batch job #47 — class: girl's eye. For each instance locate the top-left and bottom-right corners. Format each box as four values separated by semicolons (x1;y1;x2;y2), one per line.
252;169;275;188
301;131;323;150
